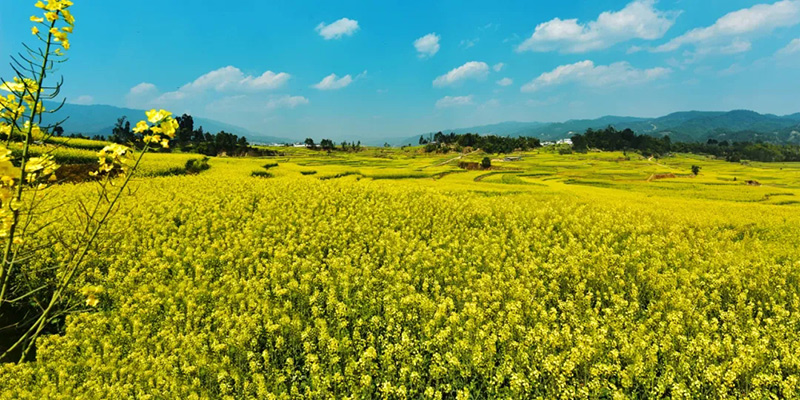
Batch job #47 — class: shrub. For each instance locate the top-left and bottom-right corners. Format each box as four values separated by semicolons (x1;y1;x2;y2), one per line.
481;157;492;169
300;170;317;176
251;171;274;178
185;157;211;174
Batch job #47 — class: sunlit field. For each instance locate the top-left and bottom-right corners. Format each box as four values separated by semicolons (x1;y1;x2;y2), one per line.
4;1;800;398
2;147;800;399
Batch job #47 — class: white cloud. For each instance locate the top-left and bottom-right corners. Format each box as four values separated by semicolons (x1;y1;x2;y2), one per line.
718;39;752;54
150;66;290;105
71;95;94;105
129;82;158;96
517;0;677;53
719;63;745;76
125;82;159;108
496;77;513;86
176;66;290;93
435;95;474;108
208;94;310;113
654;0;800;53
414;33;440;58
776;38;800;55
313;73;353;90
316;18;360;40
460;38;478;49
521;60;671;92
266;95;310;109
480;99;501;109
433;61;489;87
493;62;505;72
627;45;644;54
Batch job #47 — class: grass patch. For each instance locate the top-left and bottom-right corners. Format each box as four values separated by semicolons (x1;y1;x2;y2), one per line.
319;171;362;180
474;171;522;182
185;157;211;174
300;170;318;176
45;136;112;150
370;172;432;180
563;179;616;188
432;170;468;180
251;171;275;178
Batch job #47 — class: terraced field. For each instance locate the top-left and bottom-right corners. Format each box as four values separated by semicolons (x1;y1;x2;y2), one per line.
2;146;799;399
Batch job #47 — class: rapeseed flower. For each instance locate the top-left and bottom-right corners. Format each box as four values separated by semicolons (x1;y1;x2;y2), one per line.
146;109;172;124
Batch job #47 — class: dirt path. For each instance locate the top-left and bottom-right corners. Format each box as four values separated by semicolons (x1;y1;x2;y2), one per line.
647;156;673;170
424;150;480;169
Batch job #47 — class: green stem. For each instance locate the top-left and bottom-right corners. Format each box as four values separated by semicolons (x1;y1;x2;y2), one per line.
0;19;56;306
4;96;24;147
15;143;150;362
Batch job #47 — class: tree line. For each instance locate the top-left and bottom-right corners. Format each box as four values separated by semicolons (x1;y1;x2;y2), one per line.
107;114;276;156
570;126;800;162
302;138;364;152
419;132;542;154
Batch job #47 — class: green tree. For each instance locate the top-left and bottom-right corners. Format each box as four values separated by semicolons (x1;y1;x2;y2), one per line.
110;116;134;144
320;139;334;151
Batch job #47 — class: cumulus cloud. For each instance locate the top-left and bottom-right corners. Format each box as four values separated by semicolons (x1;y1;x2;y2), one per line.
129;82;157;96
777;38;800;55
175;66;290;93
316;18;360;40
145;66;290;105
207;95;311;114
312;73;355;90
517;0;677;53
654;0;800;53
521;60;671;92
435;95;474;108
433;61;489;87
493;63;505;72
125;82;159;108
71;95;94;105
460;38;478;49
266;95;310;109
414;33;440;58
496;77;513;86
124;66;304;117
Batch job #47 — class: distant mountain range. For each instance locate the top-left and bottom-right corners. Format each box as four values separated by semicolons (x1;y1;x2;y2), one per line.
41;104;800;146
41;103;292;144
411;110;800;145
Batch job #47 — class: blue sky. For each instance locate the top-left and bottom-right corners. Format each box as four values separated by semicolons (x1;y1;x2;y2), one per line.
2;0;800;140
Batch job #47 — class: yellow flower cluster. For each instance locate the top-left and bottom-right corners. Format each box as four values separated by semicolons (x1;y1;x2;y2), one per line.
1;77;43;111
133;109;179;149
80;285;103;308
90;110;178;176
0;144;58;239
0;166;797;398
0;78;48;143
93;143;132;177
0;148;18;238
31;0;74;50
24;154;58;183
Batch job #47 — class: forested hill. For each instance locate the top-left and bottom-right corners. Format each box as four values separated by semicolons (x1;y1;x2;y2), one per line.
41;102;292;144
418;110;800;144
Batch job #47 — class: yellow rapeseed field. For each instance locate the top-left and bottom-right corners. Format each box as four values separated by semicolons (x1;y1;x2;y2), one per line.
1;153;799;399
